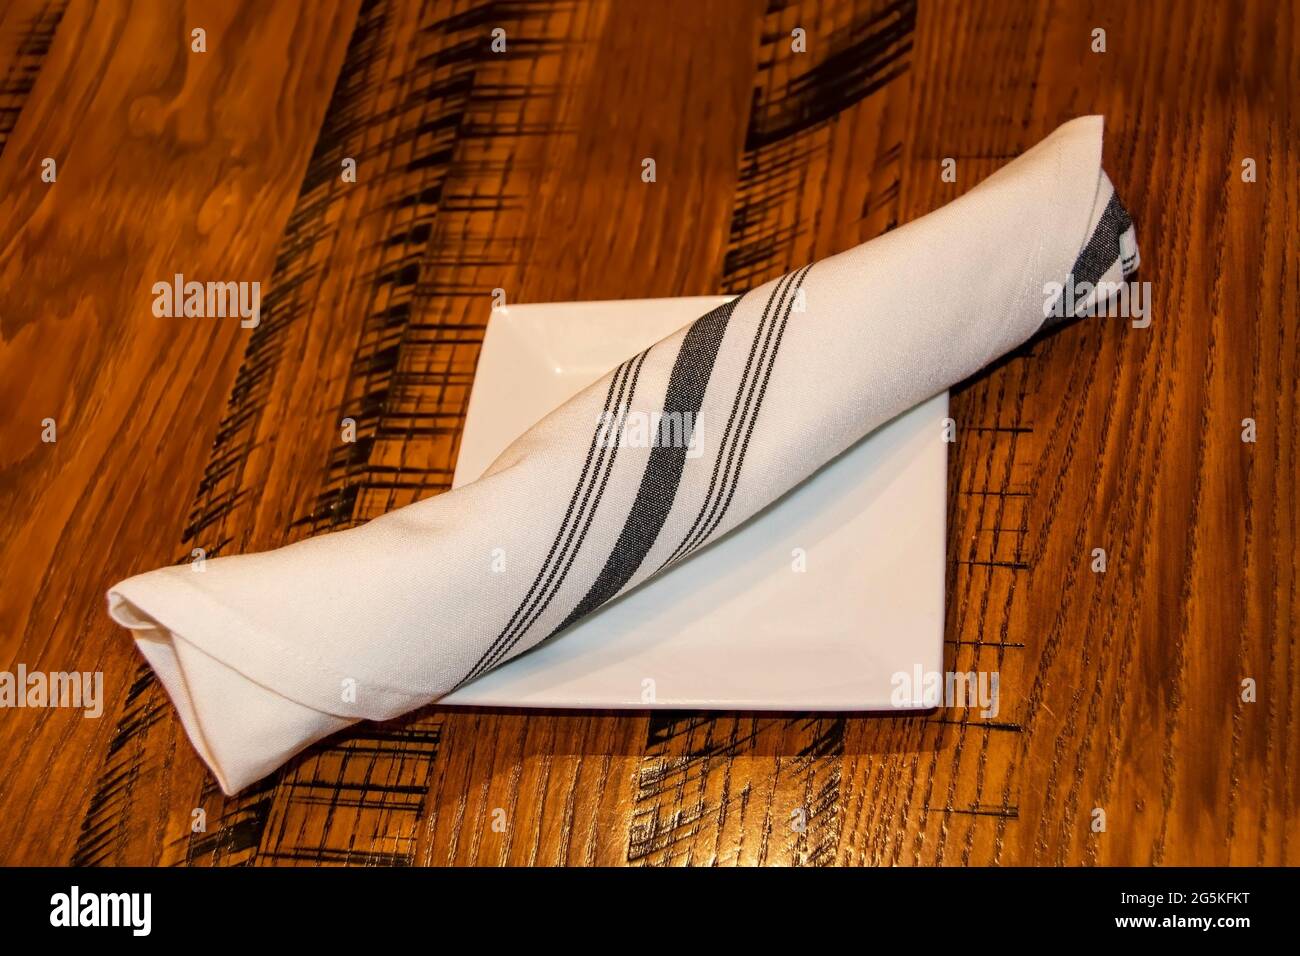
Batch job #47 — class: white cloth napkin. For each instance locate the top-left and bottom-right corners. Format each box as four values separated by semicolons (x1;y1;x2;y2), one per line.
108;116;1138;794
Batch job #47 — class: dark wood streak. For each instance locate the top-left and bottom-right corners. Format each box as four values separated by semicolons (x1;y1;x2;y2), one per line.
293;2;572;537
0;0;65;155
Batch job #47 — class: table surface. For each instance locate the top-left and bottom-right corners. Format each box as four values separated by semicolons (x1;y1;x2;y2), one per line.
0;0;1295;866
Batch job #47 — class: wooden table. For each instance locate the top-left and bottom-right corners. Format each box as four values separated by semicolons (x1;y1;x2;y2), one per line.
0;0;1295;866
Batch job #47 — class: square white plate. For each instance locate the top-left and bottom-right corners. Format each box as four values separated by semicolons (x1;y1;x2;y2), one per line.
442;296;946;710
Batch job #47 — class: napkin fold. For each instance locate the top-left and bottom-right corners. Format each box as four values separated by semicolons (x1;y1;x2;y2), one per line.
108;116;1138;794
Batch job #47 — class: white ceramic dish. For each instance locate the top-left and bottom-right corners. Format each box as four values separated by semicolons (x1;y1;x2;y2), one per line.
443;296;946;710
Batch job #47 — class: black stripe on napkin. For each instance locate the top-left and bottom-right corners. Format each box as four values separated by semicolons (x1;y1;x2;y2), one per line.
657;268;798;570
676;264;811;563
661;264;811;570
1042;191;1136;330
550;296;742;633
457;349;647;687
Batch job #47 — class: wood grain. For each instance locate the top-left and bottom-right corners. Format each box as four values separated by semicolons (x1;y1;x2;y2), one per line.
0;0;362;865
0;0;1295;866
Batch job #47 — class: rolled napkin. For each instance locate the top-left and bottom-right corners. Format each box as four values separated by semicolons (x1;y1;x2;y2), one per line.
108;115;1138;794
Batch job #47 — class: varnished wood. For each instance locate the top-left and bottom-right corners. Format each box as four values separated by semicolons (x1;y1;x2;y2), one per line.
0;0;363;864
0;0;1295;866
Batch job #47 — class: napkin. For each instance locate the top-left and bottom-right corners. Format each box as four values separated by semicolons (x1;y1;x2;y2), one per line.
108;116;1138;794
